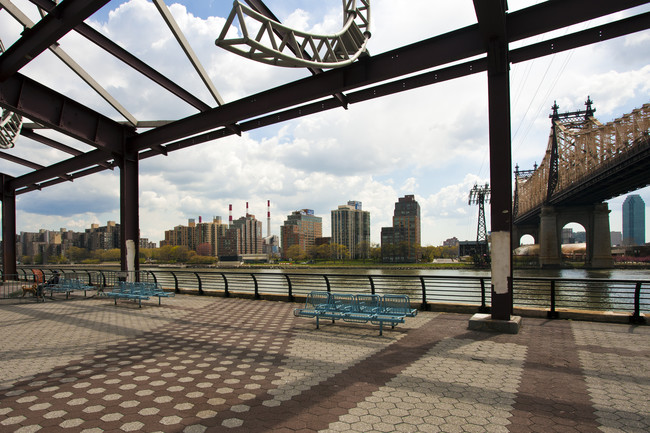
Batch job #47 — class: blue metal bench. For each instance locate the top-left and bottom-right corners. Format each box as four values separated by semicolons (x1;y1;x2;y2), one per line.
105;281;174;307
294;291;417;335
48;278;94;299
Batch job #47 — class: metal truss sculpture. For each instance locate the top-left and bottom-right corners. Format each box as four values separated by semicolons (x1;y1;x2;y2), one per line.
514;100;650;218
216;0;371;68
0;39;22;149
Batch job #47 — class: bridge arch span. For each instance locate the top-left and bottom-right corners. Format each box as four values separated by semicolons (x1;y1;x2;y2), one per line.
538;204;613;268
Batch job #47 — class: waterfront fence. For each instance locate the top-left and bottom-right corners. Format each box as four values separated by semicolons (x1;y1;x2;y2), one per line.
2;268;648;322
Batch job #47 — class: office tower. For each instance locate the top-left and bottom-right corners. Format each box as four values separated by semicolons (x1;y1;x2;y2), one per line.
331;201;371;259
280;209;322;259
381;195;421;263
622;194;645;246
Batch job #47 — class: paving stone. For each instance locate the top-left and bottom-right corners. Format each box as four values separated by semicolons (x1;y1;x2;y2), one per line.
0;297;647;433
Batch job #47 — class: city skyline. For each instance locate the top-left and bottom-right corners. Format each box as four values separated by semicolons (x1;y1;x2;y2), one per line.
1;1;649;246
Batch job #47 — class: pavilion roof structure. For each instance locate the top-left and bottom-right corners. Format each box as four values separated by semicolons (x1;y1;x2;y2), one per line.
0;0;646;195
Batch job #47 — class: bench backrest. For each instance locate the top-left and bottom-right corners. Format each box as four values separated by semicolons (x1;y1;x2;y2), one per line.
31;269;45;284
382;294;415;316
330;293;356;312
356;294;381;313
304;291;331;310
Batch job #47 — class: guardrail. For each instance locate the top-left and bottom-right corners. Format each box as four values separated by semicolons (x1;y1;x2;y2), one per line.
3;268;648;323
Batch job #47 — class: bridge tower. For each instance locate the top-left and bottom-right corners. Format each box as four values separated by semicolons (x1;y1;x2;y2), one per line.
515;98;620;268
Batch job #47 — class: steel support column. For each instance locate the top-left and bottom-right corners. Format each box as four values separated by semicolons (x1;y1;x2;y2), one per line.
475;0;513;320
119;147;139;279
1;174;17;278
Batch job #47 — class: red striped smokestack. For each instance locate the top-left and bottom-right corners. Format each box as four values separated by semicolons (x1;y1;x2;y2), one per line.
199;216;202;223
246;201;249;217
229;204;232;226
267;200;271;237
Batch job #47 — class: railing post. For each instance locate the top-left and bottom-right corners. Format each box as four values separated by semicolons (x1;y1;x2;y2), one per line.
171;271;179;294
252;274;260;299
195;272;203;295
221;273;229;297
630;282;645;324
419;276;429;311
324;275;331;293
478;277;490;313
368;276;375;295
547;279;559;319
148;271;158;285
285;274;293;301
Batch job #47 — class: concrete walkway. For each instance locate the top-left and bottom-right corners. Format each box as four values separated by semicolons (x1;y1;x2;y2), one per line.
0;295;648;433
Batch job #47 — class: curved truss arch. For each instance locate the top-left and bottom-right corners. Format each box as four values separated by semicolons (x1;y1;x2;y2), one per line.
0;39;23;149
216;0;371;68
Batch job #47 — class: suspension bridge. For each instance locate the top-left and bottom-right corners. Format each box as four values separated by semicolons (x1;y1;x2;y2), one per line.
513;99;650;267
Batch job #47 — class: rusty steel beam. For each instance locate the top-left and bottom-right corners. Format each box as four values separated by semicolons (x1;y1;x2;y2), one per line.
474;0;513;321
21;128;83;156
3;0;648;190
131;0;648;150
1;173;17;277
0;73;134;154
28;0;211;112
7;148;112;190
0;0;110;80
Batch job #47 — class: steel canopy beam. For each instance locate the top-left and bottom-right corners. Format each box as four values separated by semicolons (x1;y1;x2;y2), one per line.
131;0;647;150
28;0;211;112
9;10;648;190
3;0;648;191
0;0;110;80
0;73;135;154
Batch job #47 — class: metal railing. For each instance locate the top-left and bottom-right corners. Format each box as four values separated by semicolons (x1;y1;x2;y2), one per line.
3;267;648;323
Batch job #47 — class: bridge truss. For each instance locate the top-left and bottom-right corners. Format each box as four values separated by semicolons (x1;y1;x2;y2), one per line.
514;101;650;224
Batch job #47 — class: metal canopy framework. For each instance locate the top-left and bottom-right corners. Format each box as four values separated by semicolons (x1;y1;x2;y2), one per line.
1;0;649;316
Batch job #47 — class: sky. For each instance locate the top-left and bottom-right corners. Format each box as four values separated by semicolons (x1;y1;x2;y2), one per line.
1;0;649;246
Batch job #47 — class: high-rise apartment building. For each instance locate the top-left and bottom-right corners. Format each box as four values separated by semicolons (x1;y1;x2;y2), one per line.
331;201;370;259
622;194;645;246
381;195;421;263
221;214;263;258
281;209;322;259
163;216;228;256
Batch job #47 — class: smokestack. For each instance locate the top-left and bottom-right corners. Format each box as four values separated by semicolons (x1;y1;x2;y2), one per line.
246;201;249;217
229;204;232;226
199;215;202;223
267;200;271;238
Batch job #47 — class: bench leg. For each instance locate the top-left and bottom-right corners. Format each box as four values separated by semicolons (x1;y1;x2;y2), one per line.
316;316;320;329
114;298;117;305
379;321;383;336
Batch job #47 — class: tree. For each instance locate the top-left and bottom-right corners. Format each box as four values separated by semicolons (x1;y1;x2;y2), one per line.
285;244;304;262
331;243;350;260
65;246;89;263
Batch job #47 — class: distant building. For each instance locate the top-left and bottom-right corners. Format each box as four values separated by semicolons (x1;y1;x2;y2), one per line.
263;235;280;255
280;209;322;259
443;237;459;247
221;214;263;259
622;194;645;246
610;231;622;247
163;216;228;257
331;201;371;259
381;195;421;263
